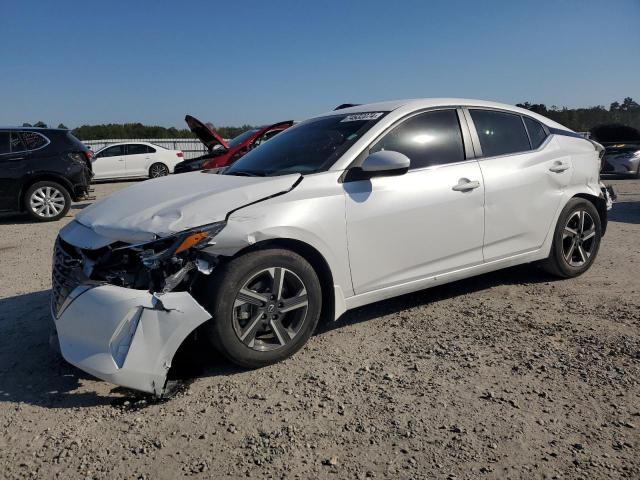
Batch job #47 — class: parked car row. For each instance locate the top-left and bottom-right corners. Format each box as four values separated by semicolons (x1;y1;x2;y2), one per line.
49;98;614;396
0;115;293;222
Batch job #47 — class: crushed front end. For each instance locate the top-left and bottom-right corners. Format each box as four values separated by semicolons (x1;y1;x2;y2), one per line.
50;221;223;396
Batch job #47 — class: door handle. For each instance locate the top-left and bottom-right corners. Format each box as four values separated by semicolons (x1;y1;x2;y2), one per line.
549;162;569;173
452;179;480;191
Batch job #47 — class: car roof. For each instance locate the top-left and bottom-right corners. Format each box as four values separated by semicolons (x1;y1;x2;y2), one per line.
94;142;169;152
0;126;69;132
97;141;162;147
318;98;572;131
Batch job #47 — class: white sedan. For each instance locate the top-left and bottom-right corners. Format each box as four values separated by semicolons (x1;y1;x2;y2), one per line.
52;98;612;395
91;142;184;180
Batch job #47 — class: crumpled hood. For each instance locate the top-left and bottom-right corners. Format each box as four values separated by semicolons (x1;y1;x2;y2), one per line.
75;172;301;244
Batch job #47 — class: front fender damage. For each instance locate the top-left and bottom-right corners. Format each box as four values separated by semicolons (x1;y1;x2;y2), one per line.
55;285;211;397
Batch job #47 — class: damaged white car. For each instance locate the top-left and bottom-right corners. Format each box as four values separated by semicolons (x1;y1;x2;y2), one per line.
51;99;613;396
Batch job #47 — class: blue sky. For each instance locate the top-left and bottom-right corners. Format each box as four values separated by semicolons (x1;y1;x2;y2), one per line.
1;0;639;128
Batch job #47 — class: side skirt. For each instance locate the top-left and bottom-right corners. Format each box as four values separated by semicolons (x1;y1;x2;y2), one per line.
342;248;547;312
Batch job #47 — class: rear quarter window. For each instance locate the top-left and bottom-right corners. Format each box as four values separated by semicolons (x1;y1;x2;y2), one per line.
470;110;531;157
21;131;49;150
523;117;548;149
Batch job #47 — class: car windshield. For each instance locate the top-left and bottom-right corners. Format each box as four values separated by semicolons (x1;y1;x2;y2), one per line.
228;129;260;148
224;112;387;176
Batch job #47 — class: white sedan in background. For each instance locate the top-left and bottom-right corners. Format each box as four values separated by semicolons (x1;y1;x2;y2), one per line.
91;142;184;180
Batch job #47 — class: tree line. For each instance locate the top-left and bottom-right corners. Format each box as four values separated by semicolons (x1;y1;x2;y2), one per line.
21;121;254;141
22;97;640;141
515;97;640;140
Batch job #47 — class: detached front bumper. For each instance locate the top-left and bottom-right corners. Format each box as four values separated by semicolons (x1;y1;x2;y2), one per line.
52;284;211;396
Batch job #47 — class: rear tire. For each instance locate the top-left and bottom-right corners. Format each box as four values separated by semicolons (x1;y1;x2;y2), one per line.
196;249;322;368
149;163;169;178
24;181;71;222
541;198;601;278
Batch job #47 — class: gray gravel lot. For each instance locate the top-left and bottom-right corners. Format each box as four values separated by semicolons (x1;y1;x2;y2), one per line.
1;177;639;479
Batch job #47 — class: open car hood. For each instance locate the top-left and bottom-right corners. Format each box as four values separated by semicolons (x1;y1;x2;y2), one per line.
185;115;229;151
74;172;302;244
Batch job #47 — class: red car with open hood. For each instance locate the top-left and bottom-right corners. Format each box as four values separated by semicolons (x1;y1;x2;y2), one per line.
173;115;293;173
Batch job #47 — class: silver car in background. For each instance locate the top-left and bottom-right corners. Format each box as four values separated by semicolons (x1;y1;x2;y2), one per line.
50;98;612;396
601;142;640;178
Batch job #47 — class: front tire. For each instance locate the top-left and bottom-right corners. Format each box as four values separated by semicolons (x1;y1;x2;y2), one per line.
149;163;169;178
197;249;322;368
24;181;71;222
541;198;602;278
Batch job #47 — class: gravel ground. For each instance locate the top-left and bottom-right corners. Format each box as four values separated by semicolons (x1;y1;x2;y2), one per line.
0;177;638;479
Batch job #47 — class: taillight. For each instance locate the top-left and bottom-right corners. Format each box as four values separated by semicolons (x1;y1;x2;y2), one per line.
84;150;94;161
176;152;184;157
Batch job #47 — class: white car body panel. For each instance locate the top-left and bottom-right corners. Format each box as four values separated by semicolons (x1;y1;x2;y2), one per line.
75;171;301;243
479;136;573;261
91;142;183;180
344;161;485;293
54;285;210;396
52;98;609;395
92;149;124;179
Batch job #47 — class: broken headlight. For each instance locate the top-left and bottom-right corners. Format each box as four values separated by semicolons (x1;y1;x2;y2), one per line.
131;221;226;269
117;221;226;292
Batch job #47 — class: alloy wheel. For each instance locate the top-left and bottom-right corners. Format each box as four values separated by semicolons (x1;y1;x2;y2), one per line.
30;186;66;218
562;209;597;267
232;267;309;352
150;164;169;178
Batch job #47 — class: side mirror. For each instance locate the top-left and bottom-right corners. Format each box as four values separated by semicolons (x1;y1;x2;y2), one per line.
345;150;410;182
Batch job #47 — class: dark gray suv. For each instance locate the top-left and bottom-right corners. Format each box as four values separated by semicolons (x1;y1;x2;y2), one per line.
0;127;93;221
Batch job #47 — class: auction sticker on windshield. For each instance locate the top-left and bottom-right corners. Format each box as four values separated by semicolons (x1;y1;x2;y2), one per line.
340;112;385;122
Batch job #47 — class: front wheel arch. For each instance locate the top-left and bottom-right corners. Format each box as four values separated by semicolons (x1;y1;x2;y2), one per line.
208;239;336;324
19;174;74;211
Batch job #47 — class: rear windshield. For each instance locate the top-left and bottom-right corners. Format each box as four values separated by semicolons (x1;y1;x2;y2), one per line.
224;112;387;176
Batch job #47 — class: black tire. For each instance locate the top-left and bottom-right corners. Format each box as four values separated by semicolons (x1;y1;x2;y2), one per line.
541;198;602;278
149;163;169;178
196;249;322;368
24;181;71;222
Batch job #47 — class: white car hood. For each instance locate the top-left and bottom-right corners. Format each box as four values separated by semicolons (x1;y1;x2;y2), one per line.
75;171;301;244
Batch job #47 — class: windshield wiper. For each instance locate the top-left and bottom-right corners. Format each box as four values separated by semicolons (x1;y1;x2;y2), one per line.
226;170;266;177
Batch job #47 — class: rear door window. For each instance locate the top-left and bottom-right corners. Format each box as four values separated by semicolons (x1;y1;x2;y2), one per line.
370;109;465;169
0;132;10;154
470;110;531;157
21;131;49;150
126;144;149;155
523;117;548;149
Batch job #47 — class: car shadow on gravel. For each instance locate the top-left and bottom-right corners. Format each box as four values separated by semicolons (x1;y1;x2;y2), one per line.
0;265;557;409
0;290;117;409
169;264;558;386
316;263;556;334
609;200;640;225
